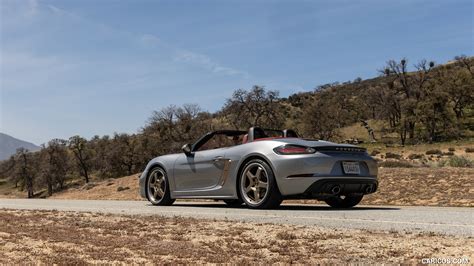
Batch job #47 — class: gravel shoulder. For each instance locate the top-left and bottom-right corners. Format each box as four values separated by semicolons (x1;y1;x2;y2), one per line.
0;209;472;264
1;199;472;237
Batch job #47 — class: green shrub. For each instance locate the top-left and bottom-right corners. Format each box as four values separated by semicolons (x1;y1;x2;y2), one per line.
379;160;414;168
426;149;442;155
439;156;473;168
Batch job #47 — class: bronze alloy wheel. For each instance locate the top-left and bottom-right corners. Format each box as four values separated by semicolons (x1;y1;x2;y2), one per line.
146;167;175;206
239;159;282;209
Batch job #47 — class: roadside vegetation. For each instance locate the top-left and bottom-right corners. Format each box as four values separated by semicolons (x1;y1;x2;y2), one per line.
0;55;472;198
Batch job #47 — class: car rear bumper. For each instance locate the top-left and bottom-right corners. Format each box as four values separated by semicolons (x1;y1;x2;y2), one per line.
267;151;378;196
301;177;377;198
277;175;378;197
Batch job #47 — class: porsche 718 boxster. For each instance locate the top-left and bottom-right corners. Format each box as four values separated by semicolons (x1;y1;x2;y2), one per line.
139;127;378;209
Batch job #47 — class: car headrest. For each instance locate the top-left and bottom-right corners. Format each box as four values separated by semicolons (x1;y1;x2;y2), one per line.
242;134;248;144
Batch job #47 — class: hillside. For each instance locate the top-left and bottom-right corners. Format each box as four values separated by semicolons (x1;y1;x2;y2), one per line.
0;133;40;161
45;166;474;207
0;56;472;199
283;56;474;143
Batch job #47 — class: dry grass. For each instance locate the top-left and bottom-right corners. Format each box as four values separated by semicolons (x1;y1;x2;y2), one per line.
363;167;474;207
0;179;26;199
44;167;474;207
363;141;474;163
0;209;472;264
50;174;143;201
295;167;474;207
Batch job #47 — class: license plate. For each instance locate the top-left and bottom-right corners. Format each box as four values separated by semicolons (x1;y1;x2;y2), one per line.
342;162;360;174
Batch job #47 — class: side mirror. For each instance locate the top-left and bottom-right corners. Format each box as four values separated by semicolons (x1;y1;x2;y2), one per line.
182;144;192;155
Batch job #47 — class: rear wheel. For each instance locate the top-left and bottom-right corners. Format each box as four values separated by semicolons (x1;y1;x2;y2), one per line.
324;195;363;208
223;199;243;207
146;167;175;206
239;159;282;209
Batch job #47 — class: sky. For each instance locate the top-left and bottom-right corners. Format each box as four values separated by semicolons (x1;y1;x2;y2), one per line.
0;0;472;145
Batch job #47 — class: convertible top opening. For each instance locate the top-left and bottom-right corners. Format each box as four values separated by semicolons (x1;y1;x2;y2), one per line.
192;127;300;151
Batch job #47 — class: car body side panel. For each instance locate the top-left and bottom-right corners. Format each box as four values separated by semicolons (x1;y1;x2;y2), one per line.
139;138;378;199
139;154;179;199
173;148;226;192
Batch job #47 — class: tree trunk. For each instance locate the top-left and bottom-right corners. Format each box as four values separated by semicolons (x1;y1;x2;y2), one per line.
408;121;416;140
26;177;34;198
399;122;407;146
84;167;89;183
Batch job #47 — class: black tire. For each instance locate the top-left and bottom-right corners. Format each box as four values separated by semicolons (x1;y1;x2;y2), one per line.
146;167;175;206
223;199;243;207
324;195;363;208
239;159;282;209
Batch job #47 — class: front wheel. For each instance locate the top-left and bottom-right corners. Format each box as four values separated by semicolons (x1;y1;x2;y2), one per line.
239;159;282;209
146;167;175;206
324;195;363;208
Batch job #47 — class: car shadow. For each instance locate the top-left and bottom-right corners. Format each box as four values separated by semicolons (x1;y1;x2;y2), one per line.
169;202;400;211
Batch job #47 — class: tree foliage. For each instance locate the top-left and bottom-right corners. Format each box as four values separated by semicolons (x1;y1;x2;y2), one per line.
222;86;284;129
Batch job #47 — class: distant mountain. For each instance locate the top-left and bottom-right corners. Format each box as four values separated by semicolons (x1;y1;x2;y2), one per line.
0;133;41;161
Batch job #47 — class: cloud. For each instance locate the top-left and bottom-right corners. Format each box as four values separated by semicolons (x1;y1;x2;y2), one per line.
139;34;161;46
1;0;257;143
27;0;39;16
174;50;250;79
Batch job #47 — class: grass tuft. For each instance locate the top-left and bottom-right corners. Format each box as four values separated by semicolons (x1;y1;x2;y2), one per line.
408;153;424;160
385;152;402;159
438;156;473;168
379;160;414;168
276;231;297;240
425;149;442;155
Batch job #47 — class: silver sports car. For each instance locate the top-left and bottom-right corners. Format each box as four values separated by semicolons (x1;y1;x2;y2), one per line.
139;127;378;209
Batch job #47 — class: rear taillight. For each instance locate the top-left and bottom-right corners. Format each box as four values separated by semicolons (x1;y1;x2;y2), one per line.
273;145;316;155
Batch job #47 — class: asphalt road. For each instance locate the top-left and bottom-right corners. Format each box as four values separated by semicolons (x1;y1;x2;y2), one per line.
0;199;472;237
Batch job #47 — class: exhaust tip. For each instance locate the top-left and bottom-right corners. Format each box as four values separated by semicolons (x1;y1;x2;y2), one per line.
365;185;373;194
331;185;341;195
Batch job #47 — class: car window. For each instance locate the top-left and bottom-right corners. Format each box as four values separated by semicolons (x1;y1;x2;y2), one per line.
197;134;243;151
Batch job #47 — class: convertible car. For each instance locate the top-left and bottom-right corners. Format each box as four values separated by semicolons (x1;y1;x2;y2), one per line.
139;127;378;209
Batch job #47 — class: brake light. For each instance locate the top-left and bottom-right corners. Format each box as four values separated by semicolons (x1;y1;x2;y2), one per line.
274;145;316;155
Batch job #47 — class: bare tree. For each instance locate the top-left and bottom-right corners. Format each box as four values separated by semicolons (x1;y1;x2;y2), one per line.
382;58;434;143
15;148;35;198
39;139;69;195
222;86;284;129
454;55;474;77
68;136;92;183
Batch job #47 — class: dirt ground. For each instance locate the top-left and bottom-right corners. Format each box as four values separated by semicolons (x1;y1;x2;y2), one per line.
45;167;474;207
0;209;471;264
362;167;474;206
50;173;143;201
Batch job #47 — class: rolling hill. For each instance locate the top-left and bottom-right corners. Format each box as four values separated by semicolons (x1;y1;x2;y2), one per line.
0;133;41;161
